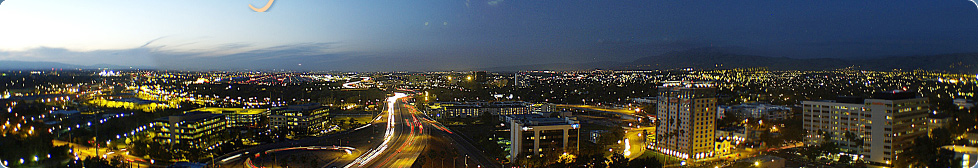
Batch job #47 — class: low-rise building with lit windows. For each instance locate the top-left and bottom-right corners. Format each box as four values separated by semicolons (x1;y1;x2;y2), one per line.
188;107;269;128
506;114;580;159
269;103;329;137
428;101;535;118
151;112;227;149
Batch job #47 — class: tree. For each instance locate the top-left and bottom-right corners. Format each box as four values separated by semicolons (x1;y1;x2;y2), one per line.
779;116;804;142
608;153;628;168
800;146;821;162
898;135;960;168
818;142;840;157
843;131;863;150
578;153;607;168
628;157;662;168
65;156;117;168
837;154;852;165
930;128;952;145
717;111;743;128
929;148;962;168
759;131;783;147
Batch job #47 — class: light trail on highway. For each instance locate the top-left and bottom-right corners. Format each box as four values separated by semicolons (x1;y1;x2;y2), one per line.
346;92;407;167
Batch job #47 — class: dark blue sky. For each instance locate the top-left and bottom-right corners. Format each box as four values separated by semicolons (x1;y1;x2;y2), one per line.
1;0;976;71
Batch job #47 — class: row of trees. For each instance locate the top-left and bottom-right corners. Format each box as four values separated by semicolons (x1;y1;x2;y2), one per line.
897;128;963;167
510;152;662;168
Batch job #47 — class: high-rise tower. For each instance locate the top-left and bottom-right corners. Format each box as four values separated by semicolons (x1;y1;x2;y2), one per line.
654;81;717;161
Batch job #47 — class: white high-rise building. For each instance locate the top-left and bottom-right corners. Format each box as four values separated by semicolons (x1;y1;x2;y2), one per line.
802;91;928;166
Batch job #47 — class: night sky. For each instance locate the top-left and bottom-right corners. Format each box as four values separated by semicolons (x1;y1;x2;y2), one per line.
1;0;977;71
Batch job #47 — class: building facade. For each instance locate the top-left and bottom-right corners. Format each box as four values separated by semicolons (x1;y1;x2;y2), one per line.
653;81;717;161
269;103;330;137
802;91;928;166
428;101;536;118
720;103;792;120
507;114;580;159
189;107;270;128
152;112;227;149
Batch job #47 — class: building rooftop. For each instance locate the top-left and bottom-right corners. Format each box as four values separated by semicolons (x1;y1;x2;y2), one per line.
659;81;715;88
835;96;865;104
507;114;578;127
156;111;223;123
431;101;533;109
190;107;268;115
871;90;919;100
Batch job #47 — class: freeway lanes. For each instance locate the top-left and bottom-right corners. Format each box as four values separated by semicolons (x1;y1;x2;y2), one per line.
350;93;428;168
218;92;500;168
623;126;654;160
215;94;405;168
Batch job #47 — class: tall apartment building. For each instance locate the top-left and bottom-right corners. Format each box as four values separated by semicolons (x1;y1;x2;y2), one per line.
506;114;580;159
802;91;928;166
653;81;717;161
514;72;529;88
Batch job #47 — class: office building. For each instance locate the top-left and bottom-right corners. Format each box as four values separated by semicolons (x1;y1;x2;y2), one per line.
428;101;535;118
515;72;529;88
269;103;330;137
720;103;792;120
653;81;717;161
506;114;580;159
152;112;227;149
802;91;928;166
954;99;975;109
189;107;269;128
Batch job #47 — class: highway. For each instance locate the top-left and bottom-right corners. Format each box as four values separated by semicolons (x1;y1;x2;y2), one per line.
348;93;428;168
216;92;501;168
623;126;654;160
215;93;411;168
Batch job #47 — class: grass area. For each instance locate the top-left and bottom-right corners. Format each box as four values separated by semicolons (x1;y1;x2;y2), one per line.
412;131;462;168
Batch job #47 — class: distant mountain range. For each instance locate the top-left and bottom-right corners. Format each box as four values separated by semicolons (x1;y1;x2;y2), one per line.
483;48;978;73
4;49;978;73
624;48;978;73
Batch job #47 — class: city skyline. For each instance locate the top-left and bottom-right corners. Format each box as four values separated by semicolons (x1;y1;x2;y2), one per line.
1;1;978;71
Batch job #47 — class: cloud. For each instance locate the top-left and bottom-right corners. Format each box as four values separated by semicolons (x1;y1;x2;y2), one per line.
487;0;503;6
141;36;169;48
0;47;157;67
